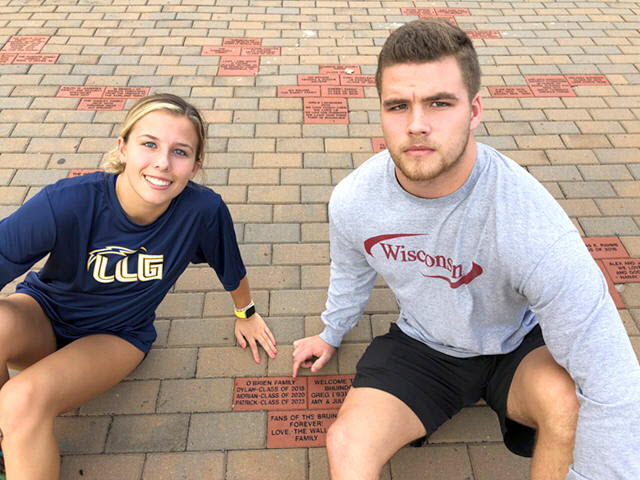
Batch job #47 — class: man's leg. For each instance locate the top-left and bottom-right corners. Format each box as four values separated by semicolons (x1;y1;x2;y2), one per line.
506;346;579;480
326;386;426;480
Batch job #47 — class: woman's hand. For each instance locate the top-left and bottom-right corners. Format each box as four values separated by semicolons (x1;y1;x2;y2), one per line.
234;313;277;364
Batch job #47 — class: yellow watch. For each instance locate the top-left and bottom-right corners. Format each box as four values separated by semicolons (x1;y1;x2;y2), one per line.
234;301;256;319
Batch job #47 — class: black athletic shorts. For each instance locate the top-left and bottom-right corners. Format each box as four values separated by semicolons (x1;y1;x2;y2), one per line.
352;323;546;457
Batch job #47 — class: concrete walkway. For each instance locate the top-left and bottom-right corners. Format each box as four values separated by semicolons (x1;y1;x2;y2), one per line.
0;0;639;478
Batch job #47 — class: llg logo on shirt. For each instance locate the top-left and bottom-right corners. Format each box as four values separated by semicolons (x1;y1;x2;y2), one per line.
364;233;483;288
87;246;164;284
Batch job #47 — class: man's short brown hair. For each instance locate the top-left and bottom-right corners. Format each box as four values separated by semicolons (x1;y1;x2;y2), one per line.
375;19;481;101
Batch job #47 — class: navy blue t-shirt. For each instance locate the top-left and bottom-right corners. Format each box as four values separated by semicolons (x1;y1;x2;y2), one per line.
0;172;246;352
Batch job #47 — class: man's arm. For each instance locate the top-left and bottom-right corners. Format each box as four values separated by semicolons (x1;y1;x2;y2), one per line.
292;190;377;377
524;232;640;479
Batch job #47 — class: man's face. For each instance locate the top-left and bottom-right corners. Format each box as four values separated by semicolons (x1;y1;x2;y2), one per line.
379;57;482;197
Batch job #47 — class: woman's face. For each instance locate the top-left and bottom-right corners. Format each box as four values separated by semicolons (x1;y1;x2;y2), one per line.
115;110;201;224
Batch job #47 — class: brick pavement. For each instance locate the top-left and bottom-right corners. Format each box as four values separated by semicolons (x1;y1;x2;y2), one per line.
1;0;639;478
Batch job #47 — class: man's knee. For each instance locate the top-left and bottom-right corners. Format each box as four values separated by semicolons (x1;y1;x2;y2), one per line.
531;371;579;443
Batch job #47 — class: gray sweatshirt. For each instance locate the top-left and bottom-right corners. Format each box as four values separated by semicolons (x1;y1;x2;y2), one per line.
320;143;640;479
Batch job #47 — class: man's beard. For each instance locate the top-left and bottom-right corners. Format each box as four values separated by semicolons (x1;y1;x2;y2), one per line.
391;129;470;183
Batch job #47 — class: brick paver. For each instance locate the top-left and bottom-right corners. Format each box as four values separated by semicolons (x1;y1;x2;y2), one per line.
1;0;639;479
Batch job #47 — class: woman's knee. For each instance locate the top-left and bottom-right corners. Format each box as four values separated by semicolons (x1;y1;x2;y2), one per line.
0;374;55;435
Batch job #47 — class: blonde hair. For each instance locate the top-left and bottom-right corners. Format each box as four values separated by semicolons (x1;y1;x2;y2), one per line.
102;94;206;174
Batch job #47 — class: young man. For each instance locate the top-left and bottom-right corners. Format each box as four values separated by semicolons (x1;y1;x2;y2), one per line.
292;19;640;480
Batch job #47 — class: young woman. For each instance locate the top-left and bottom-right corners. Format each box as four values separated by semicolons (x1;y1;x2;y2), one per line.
0;93;277;479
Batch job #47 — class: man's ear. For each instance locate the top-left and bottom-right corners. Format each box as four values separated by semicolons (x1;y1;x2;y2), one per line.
470;93;483;131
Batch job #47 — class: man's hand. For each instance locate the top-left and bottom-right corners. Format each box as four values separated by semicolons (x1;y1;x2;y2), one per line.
292;335;336;377
235;313;277;364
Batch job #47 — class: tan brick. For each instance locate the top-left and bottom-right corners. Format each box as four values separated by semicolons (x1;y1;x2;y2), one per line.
514;135;564;149
55;416;111;454
301;185;334;203
558;199;601;217
255;123;302;137
0;186;27;205
302;223;329;242
597;199;640;218
325;138;374;153
578;165;633;181
190;414;268;456
143;452;224;480
60;455;145;479
281;168;331;184
228;138;275;153
273;243;329;265
254;153;302;168
248;185;299;203
274;204;327;222
561;134;612;148
620;236;640;257
244;224;301;244
197;346;267;377
430;407;503;443
276;137;324;153
157;378;234;412
228;204;273;223
612;181;640;197
468;444;531;480
106;414;189;453
546;149;598;164
156;293;204;318
609;134;640;148
128;348;197;380
80;380;160;415
544;108;591;121
389;445;473;479
270;289;327;315
594;148;639;164
503;150;548;166
1;138;29;153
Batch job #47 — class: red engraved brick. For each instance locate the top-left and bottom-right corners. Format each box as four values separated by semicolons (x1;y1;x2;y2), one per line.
603;258;640;283
223;38;262;47
217;56;260;76
488;86;534;98
78;98;126;111
372;137;387;153
319;65;361;75
57;86;107;98
298;74;340;86
308;375;354;410
13;53;58;64
68;169;100;178
303;98;349;124
465;30;502;39
241;47;280;56
401;8;436;17
583;237;629;260
596;261;625;309
525;75;575;97
267;409;338;448
565;75;610;87
0;53;17;64
435;8;471;16
103;86;150;98
339;74;375;86
1;35;49;53
320;85;364;98
233;377;308;411
277;86;321;97
201;46;241;56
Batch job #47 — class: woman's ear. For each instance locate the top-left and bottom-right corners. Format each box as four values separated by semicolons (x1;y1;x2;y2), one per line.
191;159;202;179
117;137;127;163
